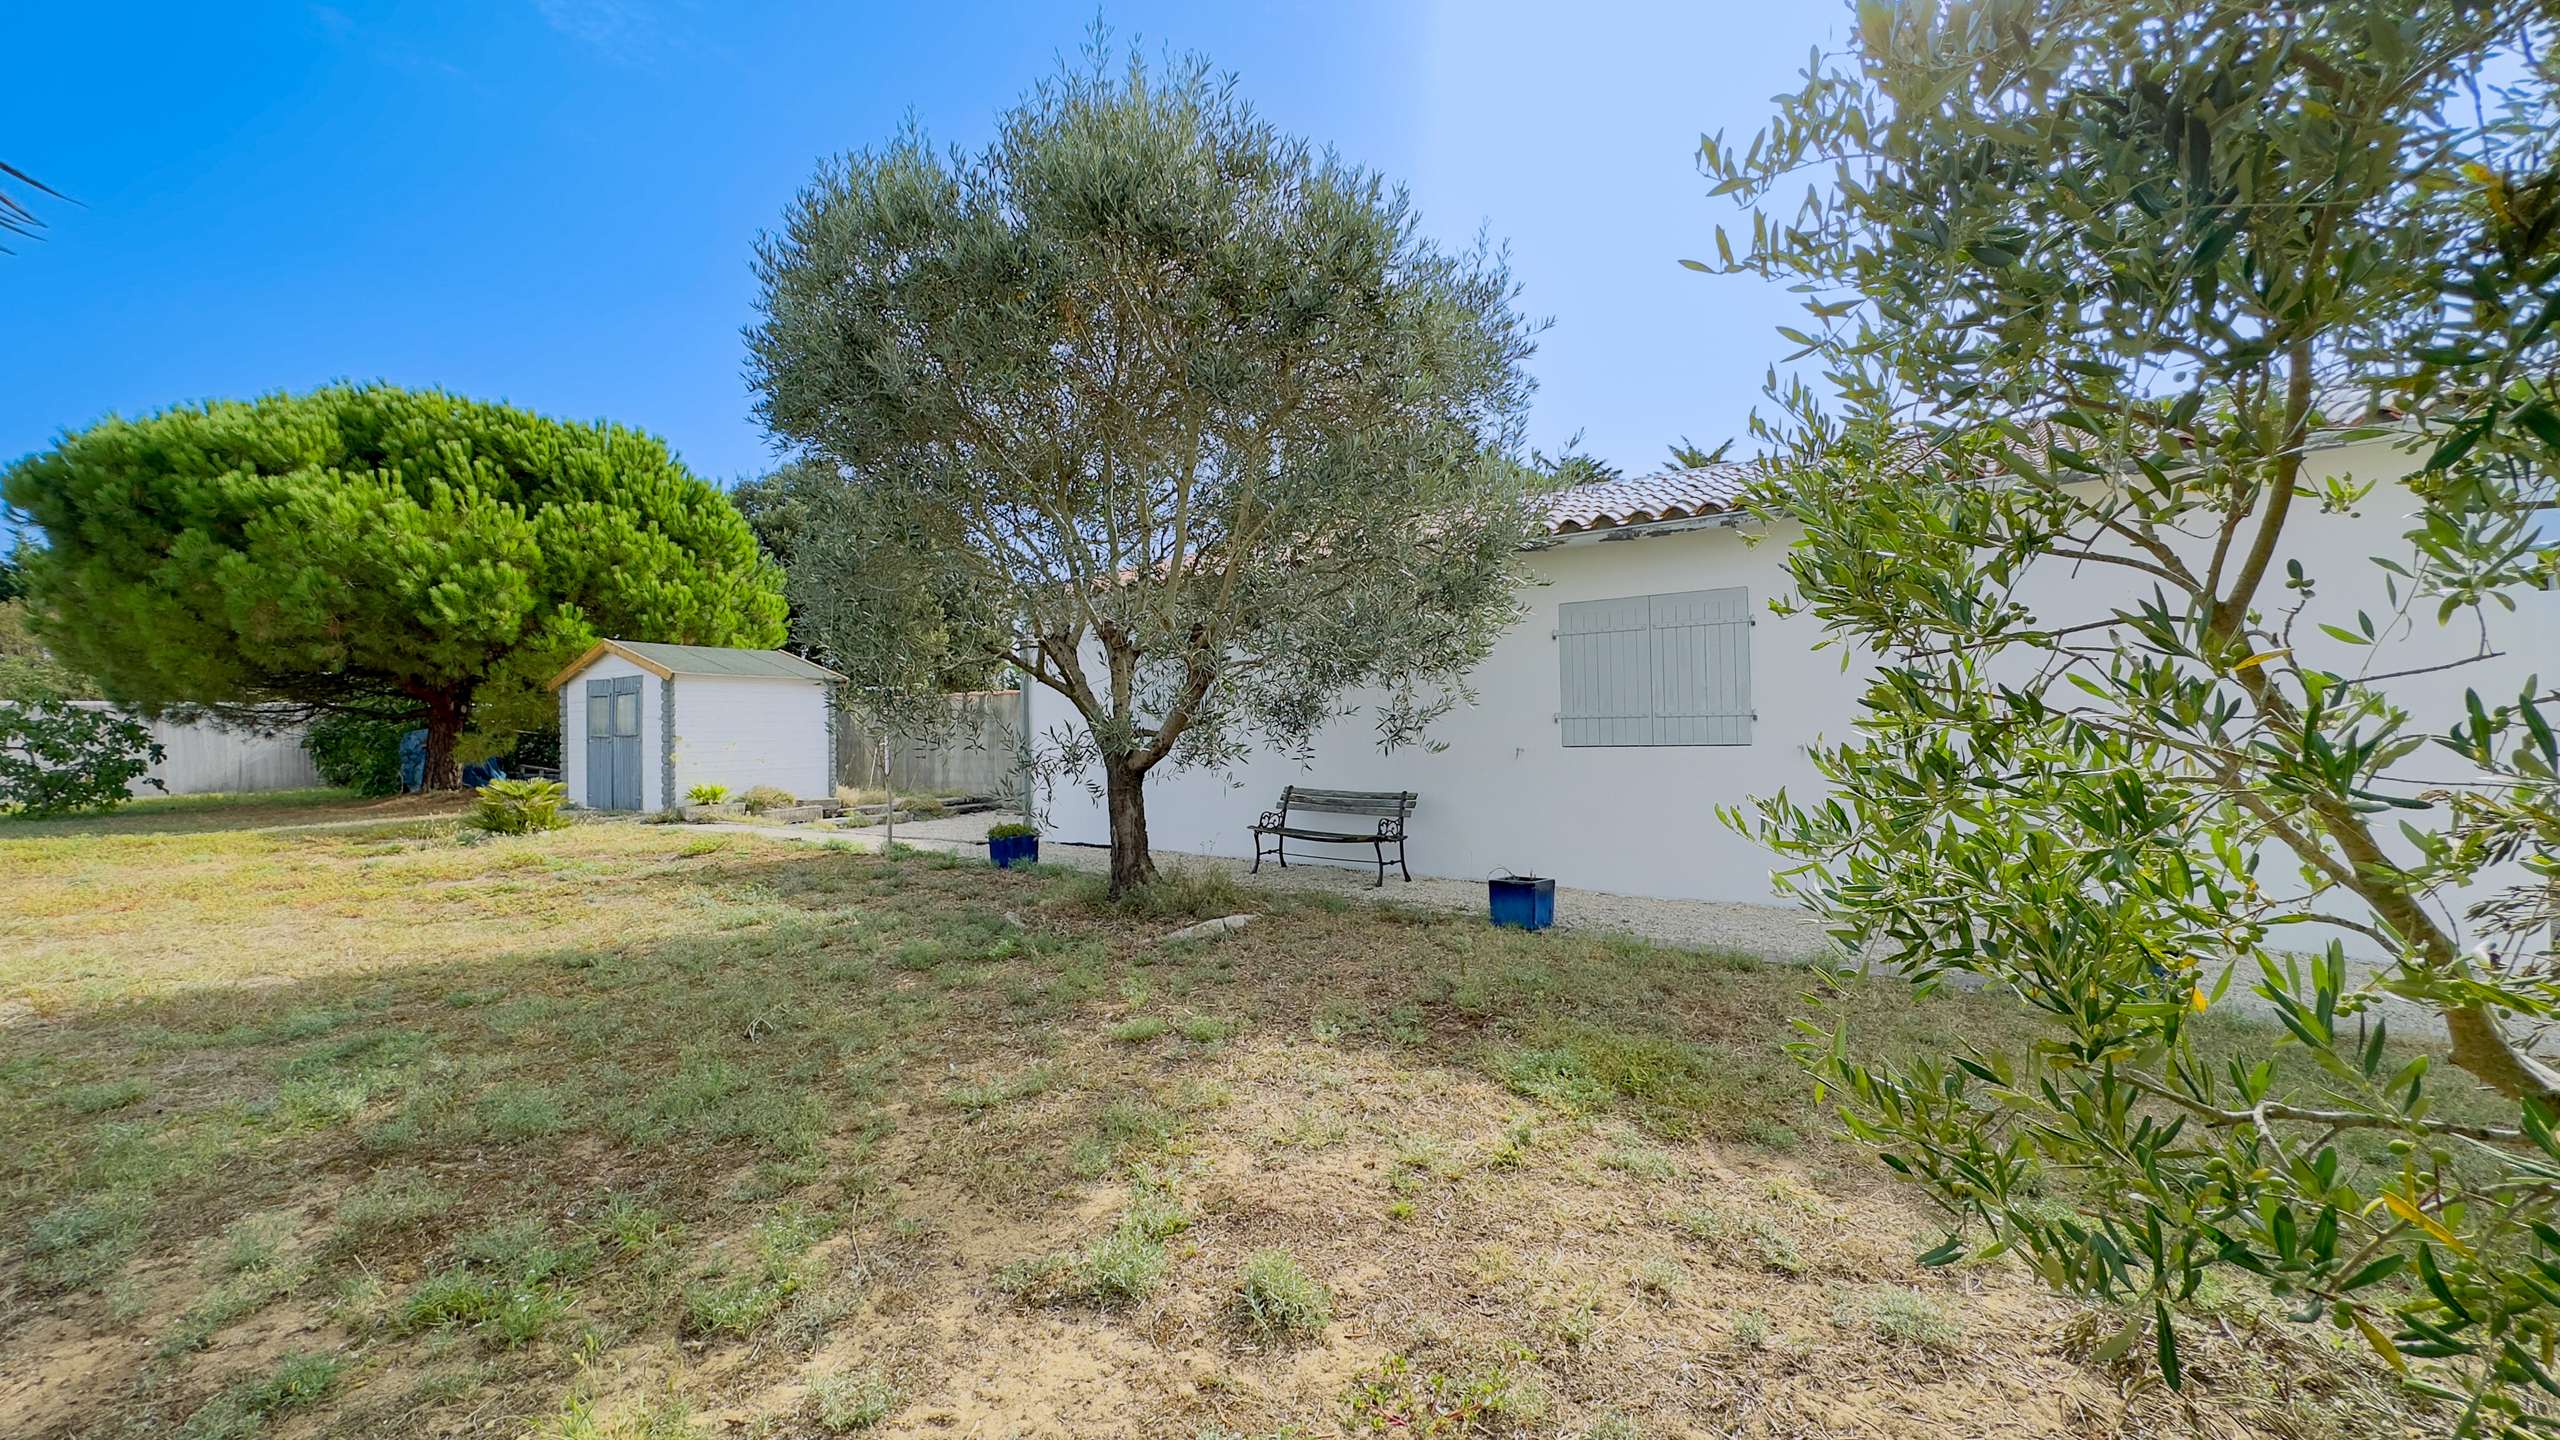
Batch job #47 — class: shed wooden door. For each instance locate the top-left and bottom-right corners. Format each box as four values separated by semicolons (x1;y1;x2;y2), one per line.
585;676;644;809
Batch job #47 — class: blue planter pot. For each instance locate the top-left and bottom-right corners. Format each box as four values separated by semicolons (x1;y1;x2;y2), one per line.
1488;875;1555;931
988;834;1040;868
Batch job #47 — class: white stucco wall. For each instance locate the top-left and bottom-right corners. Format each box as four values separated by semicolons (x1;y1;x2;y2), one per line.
670;675;832;802
1029;436;2555;951
558;653;668;812
1033;518;1831;900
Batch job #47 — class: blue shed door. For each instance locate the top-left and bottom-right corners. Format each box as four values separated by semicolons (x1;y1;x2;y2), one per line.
585;676;644;809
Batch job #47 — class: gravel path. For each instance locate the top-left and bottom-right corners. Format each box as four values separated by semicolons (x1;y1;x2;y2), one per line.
693;810;1835;961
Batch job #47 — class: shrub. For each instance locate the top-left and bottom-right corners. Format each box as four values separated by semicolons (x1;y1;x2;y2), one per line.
1234;1249;1331;1341
303;712;409;796
686;783;730;806
0;701;163;817
985;820;1038;840
471;778;569;834
739;785;798;814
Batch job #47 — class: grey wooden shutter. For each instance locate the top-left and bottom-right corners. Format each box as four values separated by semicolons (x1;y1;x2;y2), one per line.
1558;587;1752;746
1649;588;1753;745
1558;595;1655;747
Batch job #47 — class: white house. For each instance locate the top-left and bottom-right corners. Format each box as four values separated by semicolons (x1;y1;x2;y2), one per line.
550;639;843;812
1030;435;2557;940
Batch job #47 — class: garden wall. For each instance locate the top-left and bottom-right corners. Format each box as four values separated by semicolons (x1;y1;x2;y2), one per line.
63;702;322;795
836;689;1026;801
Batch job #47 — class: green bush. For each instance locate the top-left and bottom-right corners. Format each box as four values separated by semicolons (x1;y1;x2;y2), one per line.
686;783;730;806
739;785;798;813
985;820;1038;840
471;778;569;835
0;702;164;817
303;712;410;797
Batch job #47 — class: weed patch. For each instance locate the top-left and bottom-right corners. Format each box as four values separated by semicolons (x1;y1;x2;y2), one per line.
809;1369;903;1432
174;1351;345;1440
1234;1249;1331;1341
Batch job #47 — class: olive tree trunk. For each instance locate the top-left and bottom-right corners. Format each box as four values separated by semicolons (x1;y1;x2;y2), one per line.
1104;758;1157;896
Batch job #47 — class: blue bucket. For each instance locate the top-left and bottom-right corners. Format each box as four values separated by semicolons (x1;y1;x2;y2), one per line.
1488;875;1555;931
988;834;1039;868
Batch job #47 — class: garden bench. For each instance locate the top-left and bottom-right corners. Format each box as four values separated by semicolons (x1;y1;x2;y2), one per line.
1249;786;1417;887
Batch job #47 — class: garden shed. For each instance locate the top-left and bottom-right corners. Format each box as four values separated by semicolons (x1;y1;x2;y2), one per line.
549;639;843;812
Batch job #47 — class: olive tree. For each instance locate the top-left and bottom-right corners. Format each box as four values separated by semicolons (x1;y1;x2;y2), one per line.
749;43;1550;893
1700;0;2559;1423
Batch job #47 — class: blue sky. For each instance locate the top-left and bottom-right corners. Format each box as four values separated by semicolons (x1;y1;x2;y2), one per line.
3;2;1842;520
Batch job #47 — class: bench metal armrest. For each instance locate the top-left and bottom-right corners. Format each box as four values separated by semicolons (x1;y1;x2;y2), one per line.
1376;817;1406;841
1255;808;1286;831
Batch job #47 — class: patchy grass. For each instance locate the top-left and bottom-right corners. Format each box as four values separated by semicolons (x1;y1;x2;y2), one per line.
1234;1248;1331;1342
0;794;2471;1438
808;1368;903;1432
172;1351;345;1440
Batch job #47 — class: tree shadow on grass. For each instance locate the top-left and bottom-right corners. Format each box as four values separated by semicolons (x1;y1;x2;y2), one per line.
0;789;470;839
0;831;2483;1440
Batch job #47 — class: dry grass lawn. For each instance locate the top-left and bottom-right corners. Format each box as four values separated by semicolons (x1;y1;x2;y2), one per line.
0;794;2454;1438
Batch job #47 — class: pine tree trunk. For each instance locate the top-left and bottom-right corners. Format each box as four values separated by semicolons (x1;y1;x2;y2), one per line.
421;694;468;791
1104;759;1156;897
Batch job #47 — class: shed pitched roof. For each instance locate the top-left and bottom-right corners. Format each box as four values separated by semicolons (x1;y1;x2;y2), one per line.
547;639;844;690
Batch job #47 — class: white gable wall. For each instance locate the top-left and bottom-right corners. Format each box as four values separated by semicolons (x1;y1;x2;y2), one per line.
671;675;832;802
1029;437;2557;955
1030;519;1835;906
558;653;669;812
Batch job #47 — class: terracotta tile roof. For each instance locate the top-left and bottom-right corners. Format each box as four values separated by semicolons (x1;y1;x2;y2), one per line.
1542;463;1760;534
1539;405;2410;538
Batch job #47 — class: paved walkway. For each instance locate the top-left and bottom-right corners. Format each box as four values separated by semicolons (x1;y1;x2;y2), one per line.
690;811;1836;961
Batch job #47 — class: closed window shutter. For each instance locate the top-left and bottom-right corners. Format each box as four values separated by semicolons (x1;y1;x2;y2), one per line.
1558;596;1654;747
1558;588;1752;746
1649;588;1753;745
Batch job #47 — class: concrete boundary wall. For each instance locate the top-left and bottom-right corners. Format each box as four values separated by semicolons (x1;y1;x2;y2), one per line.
51;702;323;795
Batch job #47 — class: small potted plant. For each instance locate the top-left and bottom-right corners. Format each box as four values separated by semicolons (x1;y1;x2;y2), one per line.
986;821;1040;868
1487;872;1555;931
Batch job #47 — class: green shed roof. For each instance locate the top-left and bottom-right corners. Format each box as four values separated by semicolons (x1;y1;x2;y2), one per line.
548;639;844;689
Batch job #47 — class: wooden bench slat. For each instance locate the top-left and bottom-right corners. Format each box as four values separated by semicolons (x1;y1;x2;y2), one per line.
1279;789;1415;816
1284;801;1410;811
1290;799;1413;814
